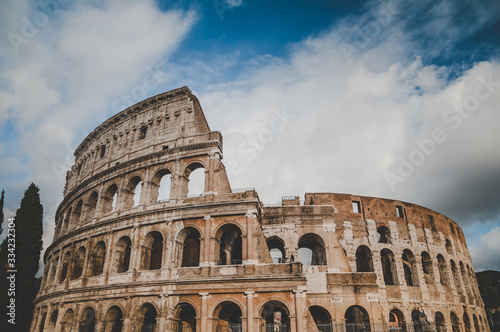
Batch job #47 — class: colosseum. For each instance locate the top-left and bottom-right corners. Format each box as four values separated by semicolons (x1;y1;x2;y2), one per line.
31;86;488;332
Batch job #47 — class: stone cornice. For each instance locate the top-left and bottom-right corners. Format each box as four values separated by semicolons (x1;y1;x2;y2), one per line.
74;86;193;158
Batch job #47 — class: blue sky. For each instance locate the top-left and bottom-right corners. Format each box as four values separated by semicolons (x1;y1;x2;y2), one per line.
0;0;499;272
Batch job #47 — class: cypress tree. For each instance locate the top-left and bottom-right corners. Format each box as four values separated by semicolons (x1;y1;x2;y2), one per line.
0;189;4;236
0;183;44;331
0;189;9;328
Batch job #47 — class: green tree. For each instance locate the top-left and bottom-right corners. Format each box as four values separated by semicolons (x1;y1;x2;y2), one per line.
0;189;4;236
0;184;44;331
476;270;500;331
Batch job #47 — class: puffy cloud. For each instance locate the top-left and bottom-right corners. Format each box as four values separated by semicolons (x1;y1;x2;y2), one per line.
470;227;500;271
224;0;243;8
0;0;196;269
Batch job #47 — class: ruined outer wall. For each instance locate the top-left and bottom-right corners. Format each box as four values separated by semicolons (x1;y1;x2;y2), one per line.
262;193;487;331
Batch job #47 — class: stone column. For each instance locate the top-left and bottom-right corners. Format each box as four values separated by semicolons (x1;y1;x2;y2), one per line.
414;253;427;291
103;233;114;282
199;293;210;332
394;254;405;287
245;210;258;264
54;306;63;332
94;301;103;332
157;294;166;331
122;297;132;332
130;223;140;271
293;289;306;332
324;221;351;272
201;215;212;266
207;150;221;193
30;307;41;332
245;291;255;332
81;238;92;279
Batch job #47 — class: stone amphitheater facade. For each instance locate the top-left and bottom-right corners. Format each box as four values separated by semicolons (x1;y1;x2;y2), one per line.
31;87;488;332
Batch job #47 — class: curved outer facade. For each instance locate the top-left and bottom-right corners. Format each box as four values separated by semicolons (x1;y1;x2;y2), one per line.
31;87;488;332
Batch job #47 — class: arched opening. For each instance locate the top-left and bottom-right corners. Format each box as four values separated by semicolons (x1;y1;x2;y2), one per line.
137;303;157;332
60;309;74;332
260;301;290;332
473;314;479;332
72;200;83;227
450;312;460;332
180;228;201;267
153;169;172;202
217;224;243;265
402;249;419;287
421;251;434;284
377;226;391;244
112;236;132;273
102;184;118;214
389;309;406;332
435;312;445;332
463;313;471;332
59;251;71;283
267;236;286;263
345;305;371;332
85;191;98;221
309;306;333;332
48;310;58;330
79;307;96;332
381;249;398;285
437;255;449;286
445;239;453;254
70;246;86;280
142;231;163;270
355;245;373;272
214;302;242;332
185;163;205;197
89;241;106;276
450;260;463;295
103;306;123;332
38;312;47;332
174;303;197;332
124;176;142;208
411;310;428;332
298;233;327;266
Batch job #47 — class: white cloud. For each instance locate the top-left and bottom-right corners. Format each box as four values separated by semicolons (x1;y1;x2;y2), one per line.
470;227;500;271
186;3;500;227
0;0;196;273
224;0;243;8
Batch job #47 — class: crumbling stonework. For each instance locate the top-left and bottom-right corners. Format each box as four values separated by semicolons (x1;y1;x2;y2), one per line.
31;87;488;332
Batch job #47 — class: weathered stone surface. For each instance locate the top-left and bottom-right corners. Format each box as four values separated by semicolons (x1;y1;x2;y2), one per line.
31;87;488;332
